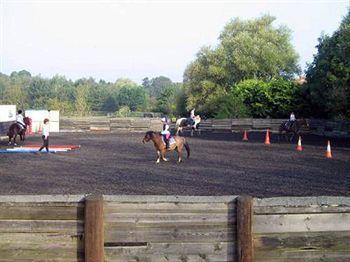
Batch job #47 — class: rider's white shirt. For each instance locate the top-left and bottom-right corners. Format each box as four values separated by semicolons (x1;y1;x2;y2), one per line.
16;114;25;125
190;109;195;119
161;124;170;135
290;114;296;121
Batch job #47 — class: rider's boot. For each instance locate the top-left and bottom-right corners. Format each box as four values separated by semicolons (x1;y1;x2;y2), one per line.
165;139;170;149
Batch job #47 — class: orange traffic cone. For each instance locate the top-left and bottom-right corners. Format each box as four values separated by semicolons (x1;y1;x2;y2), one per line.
326;140;332;159
242;130;248;141
264;129;271;145
296;136;303;151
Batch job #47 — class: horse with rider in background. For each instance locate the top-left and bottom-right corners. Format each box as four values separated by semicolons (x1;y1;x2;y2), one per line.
279;117;309;142
7;110;31;145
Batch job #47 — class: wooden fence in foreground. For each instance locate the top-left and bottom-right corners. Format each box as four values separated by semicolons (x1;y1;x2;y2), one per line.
59;117;350;137
0;195;349;261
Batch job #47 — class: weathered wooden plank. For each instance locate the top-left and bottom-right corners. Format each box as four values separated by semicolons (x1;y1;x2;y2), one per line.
105;227;235;243
104;212;236;223
85;194;104;262
104;242;236;256
0;195;86;203
0;206;84;220
254;213;350;233
104;222;235;230
255;250;350;262
254;205;350;214
0;249;84;261
104;202;232;212
0;220;83;233
89;126;110;131
254;231;350;251
0;232;84;250
254;196;350;207
103;195;237;203
237;196;253;262
104;253;235;262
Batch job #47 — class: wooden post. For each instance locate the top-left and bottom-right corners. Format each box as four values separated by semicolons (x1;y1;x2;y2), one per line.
85;194;104;262
237;196;253;262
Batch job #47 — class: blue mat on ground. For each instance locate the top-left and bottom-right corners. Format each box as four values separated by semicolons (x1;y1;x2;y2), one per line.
0;149;56;153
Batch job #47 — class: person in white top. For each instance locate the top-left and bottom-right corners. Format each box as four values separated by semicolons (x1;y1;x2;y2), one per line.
287;112;296;129
16;110;25;130
161;116;170;149
190;108;195;119
189;108;196;126
39;118;50;152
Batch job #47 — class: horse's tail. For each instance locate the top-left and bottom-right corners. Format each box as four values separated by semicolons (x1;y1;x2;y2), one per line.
184;139;190;158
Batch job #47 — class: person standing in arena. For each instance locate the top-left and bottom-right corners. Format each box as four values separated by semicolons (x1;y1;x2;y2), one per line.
39;118;50;152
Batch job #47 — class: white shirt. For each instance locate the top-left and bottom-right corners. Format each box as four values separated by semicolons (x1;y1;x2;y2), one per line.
161;124;170;135
190;109;195;118
42;123;50;138
16;114;25;125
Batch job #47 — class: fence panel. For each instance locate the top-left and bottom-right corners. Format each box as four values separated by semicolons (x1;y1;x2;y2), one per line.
253;197;350;262
103;195;237;261
0;195;85;261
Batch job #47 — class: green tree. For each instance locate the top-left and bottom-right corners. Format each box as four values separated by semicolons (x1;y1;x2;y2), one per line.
303;8;350;119
143;76;174;98
235;78;299;118
184;14;300;114
116;85;148;111
75;84;90;116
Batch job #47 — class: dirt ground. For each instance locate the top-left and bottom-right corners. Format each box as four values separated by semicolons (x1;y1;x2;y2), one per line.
0;131;349;197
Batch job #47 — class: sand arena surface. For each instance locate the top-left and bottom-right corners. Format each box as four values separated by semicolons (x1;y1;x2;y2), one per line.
0;131;349;197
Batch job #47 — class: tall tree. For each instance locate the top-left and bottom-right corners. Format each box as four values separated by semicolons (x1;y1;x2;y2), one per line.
143;76;174;98
75;84;90;116
303;8;350;119
184;15;300;114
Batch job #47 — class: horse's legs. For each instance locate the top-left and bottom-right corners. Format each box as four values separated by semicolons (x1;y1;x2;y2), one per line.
290;132;295;142
161;149;168;162
156;150;161;164
177;145;183;163
13;134;17;146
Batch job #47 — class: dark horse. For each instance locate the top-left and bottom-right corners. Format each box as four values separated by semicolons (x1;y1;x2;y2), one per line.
279;119;309;142
7;117;31;145
142;131;190;163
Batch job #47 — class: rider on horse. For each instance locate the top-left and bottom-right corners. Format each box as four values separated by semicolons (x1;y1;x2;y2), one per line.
189;108;195;126
161;116;171;149
286;112;296;129
16;110;26;131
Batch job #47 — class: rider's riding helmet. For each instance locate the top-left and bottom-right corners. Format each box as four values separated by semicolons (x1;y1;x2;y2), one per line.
18;110;23;114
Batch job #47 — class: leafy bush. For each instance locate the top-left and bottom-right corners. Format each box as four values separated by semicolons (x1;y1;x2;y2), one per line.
115;106;131;117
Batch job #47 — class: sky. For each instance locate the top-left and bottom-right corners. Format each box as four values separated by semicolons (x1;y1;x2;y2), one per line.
0;0;349;83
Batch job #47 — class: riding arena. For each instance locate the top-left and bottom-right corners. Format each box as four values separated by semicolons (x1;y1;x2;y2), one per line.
1;115;350;261
1;117;349;197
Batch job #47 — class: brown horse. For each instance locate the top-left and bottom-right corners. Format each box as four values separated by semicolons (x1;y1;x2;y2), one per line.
142;131;190;163
7;117;31;145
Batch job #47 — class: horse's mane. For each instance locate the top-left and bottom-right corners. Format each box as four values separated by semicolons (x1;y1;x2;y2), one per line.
146;131;161;136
